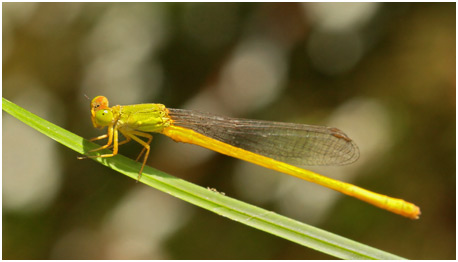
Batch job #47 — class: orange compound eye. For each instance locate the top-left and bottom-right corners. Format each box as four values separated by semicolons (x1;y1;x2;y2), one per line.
91;96;109;111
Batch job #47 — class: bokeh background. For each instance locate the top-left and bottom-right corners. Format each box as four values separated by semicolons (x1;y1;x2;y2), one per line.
3;2;455;259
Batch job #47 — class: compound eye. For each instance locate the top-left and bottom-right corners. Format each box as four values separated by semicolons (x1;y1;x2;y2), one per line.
91;96;109;110
95;109;113;126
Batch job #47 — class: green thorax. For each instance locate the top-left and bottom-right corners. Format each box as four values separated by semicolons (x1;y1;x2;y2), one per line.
115;103;171;133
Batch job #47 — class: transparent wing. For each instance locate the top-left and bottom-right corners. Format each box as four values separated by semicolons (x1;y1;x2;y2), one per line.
168;108;359;167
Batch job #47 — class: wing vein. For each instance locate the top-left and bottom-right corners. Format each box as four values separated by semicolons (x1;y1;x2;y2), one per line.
168;108;359;167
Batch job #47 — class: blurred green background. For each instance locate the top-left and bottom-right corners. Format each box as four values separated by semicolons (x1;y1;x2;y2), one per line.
3;2;455;259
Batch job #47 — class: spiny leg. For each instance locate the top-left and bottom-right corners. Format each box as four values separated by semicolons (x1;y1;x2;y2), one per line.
81;125;119;159
121;130;153;181
106;134;131;150
89;134;108;142
89;124;114;153
118;129;152;163
89;126;130;147
82;133;131;159
134;133;153;162
78;125;113;160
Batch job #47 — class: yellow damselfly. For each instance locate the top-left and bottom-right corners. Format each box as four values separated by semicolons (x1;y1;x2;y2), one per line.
79;96;420;219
